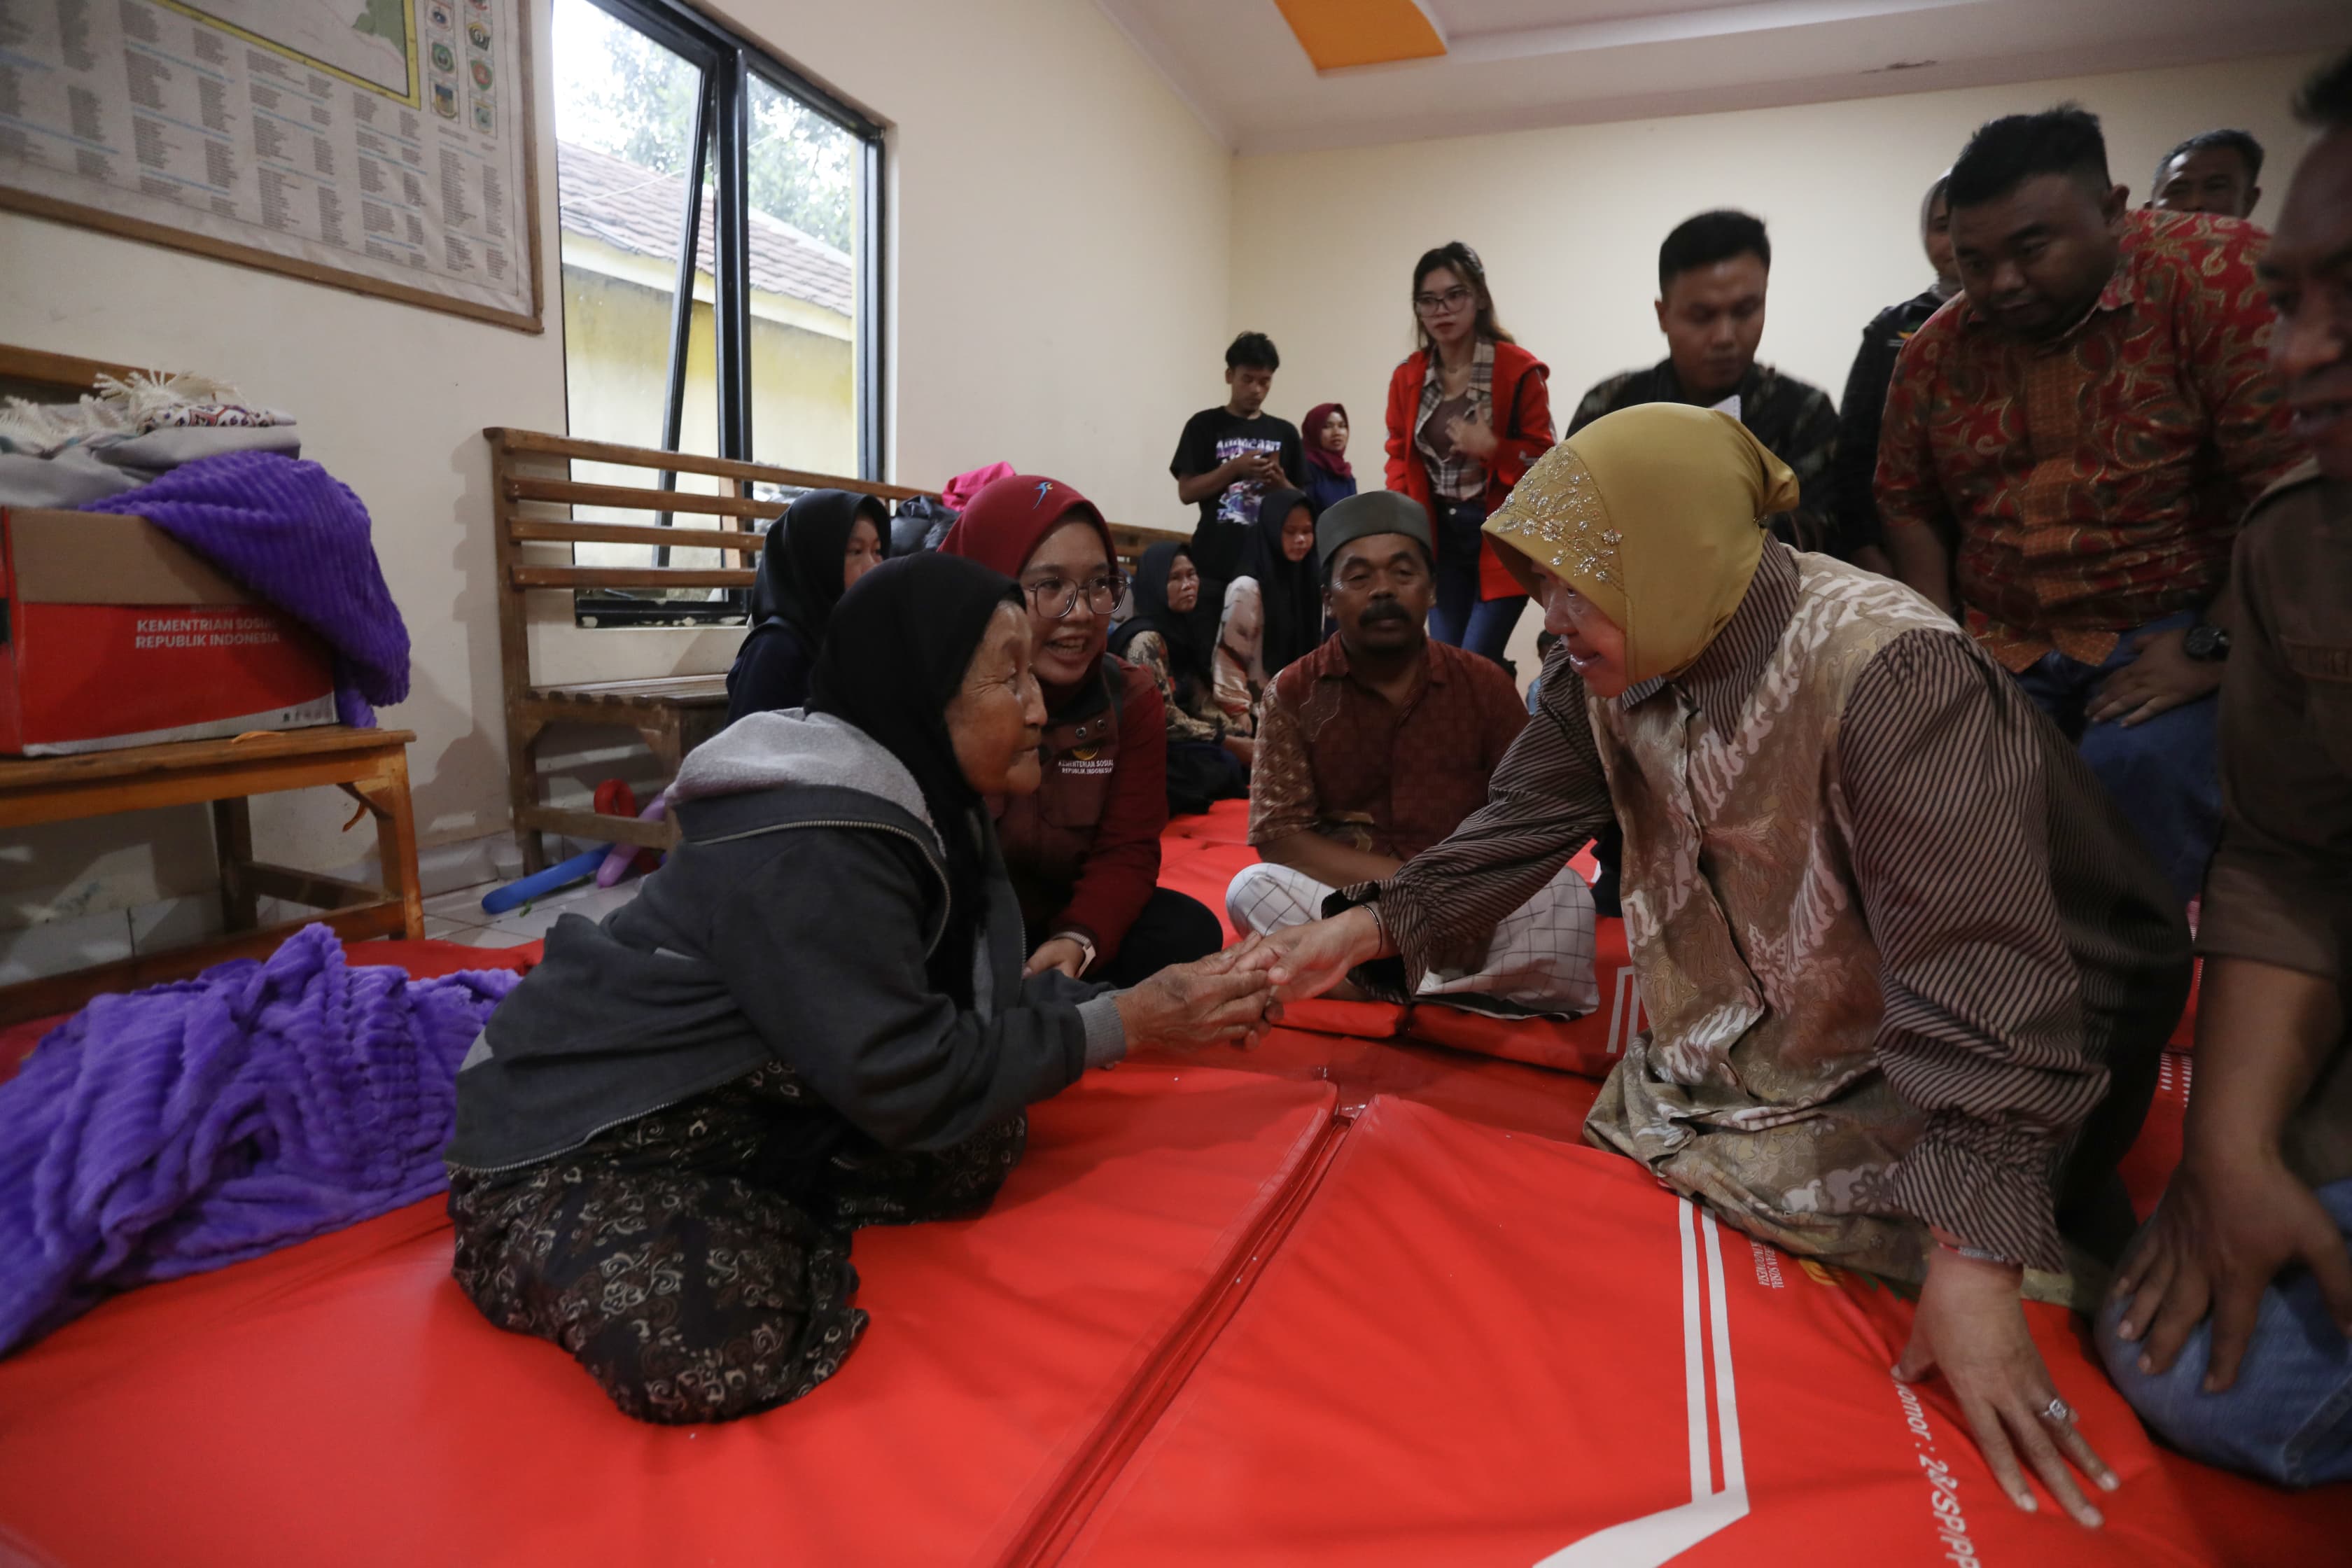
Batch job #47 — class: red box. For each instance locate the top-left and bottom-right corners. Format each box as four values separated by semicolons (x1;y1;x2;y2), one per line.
0;507;337;756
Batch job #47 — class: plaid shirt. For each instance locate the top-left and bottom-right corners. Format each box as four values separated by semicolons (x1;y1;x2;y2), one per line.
1413;337;1495;504
1875;209;2304;670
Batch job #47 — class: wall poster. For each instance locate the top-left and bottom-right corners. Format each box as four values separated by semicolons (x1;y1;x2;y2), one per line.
0;0;542;330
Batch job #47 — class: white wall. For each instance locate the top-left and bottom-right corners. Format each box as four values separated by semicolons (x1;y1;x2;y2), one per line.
0;0;1233;951
1227;49;2332;678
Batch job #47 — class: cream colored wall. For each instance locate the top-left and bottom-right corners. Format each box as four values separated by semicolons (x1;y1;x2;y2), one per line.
0;0;1233;941
1228;50;2334;680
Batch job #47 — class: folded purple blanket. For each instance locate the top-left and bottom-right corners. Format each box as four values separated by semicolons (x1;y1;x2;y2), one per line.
86;451;410;726
0;927;518;1357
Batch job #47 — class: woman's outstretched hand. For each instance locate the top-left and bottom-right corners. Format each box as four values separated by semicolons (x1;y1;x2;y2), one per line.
1894;1246;2118;1527
1261;907;1390;1004
1115;938;1281;1052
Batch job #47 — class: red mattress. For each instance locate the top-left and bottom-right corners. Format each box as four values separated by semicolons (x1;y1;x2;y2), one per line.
0;1068;1338;1567
0;844;2303;1566
1060;1095;2352;1567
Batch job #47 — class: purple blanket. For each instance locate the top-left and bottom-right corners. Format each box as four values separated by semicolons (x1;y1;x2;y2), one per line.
88;451;410;726
0;927;518;1357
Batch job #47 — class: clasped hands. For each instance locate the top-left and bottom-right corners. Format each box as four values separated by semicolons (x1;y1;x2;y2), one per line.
1110;907;1389;1054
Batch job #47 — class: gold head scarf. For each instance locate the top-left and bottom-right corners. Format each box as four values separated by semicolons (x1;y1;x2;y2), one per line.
1483;403;1800;685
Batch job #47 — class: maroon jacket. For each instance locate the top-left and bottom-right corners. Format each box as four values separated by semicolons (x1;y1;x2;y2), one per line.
944;474;1170;966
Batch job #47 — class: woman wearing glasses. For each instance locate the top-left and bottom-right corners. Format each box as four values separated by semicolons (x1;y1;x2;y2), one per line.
1382;241;1557;667
940;475;1224;986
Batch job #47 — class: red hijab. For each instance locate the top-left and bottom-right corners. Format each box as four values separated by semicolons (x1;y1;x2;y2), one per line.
938;475;1118;702
938;473;1114;577
1301;402;1351;479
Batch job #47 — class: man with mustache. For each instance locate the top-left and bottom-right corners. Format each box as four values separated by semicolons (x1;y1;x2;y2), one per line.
1224;491;1598;1015
2099;49;2352;1487
1879;105;2306;902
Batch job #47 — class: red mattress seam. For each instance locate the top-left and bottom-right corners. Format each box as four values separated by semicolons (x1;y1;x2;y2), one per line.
997;1109;1358;1568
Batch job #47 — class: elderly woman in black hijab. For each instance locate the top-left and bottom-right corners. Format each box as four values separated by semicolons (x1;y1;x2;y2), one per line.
724;488;890;723
1237;486;1324;678
444;554;1277;1425
1111;540;1248;813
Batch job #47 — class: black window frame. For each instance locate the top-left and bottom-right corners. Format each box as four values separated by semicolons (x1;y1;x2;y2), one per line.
560;0;886;626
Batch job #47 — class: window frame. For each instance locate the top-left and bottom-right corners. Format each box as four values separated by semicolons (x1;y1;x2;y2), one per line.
561;0;886;624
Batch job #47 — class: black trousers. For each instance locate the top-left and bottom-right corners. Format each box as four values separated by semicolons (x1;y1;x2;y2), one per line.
1098;887;1224;988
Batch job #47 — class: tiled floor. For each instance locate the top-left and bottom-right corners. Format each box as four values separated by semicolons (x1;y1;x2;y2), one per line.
421;874;645;948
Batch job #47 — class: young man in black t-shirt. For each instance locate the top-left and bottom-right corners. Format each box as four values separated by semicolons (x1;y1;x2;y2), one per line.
1170;332;1305;584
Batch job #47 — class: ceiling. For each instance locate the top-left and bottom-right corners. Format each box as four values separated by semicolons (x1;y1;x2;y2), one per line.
1094;0;2352;153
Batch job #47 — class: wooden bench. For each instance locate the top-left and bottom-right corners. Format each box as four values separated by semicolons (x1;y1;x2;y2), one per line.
0;727;424;1025
486;428;932;872
486;428;1189;873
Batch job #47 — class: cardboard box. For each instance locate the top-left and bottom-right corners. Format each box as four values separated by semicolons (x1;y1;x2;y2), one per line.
0;507;337;756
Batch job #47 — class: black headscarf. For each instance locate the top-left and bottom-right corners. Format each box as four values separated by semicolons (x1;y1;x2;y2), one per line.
750;489;888;638
1110;541;1214;706
808;552;1022;1006
1238;486;1322;677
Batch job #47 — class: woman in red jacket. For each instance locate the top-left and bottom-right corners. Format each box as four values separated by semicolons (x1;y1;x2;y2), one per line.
1384;241;1556;666
940;474;1224;985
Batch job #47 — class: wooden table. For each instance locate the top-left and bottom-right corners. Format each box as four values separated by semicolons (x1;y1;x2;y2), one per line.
0;727;423;1024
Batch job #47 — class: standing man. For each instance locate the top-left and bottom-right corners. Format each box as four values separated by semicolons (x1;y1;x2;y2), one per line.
2101;51;2352;1488
1226;491;1597;1016
1878;105;2305;899
1833;173;1961;577
1171;332;1305;587
1569;209;1842;556
2148;129;2265;220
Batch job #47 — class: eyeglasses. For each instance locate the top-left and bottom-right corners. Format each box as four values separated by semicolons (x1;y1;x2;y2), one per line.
1024;572;1127;620
1413;286;1474;315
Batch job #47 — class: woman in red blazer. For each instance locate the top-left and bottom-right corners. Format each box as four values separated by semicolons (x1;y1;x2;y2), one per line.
1383;241;1556;666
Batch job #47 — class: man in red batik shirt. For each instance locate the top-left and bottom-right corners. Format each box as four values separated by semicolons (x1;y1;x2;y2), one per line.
1879;105;2305;900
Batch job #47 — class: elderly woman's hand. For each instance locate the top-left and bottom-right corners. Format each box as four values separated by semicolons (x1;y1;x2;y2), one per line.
1114;939;1281;1051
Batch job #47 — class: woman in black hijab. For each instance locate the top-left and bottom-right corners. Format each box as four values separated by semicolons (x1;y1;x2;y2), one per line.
1111;540;1247;813
446;554;1275;1426
1238;486;1324;678
724;489;889;723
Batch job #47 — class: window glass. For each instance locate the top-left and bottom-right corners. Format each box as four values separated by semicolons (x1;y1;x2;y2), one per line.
745;75;860;476
547;0;883;625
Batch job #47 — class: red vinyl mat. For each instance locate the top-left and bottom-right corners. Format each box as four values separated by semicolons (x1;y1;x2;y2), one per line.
0;1068;1337;1568
1059;1095;2352;1567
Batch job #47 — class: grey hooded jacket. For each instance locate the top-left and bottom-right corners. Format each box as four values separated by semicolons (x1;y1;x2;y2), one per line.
443;710;1126;1175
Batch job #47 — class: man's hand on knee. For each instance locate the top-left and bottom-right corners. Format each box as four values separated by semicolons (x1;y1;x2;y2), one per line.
2109;1152;2352;1388
2087;626;2222;727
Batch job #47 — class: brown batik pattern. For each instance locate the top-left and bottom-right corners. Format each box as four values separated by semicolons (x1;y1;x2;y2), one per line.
448;1060;1026;1424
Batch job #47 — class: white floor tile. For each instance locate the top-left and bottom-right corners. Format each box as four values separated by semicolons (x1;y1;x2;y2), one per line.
0;909;135;986
426;922;545;950
421;885;500;927
128;895;223;955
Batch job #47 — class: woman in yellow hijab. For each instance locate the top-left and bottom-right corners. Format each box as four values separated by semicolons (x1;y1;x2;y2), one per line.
1264;402;2190;1534
1490;405;1793;694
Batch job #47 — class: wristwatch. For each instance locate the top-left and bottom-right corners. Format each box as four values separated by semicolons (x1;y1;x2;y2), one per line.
2183;623;2232;663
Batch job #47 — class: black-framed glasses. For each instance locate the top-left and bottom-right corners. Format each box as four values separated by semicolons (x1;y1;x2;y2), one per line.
1413;286;1474;314
1024;572;1126;620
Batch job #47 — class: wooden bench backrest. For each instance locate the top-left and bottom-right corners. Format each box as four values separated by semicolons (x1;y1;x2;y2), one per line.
484;427;1188;690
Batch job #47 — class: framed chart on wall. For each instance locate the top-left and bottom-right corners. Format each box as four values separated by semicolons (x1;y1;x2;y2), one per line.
0;0;543;332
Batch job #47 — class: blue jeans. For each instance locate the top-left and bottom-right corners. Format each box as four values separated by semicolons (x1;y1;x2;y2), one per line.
2008;610;2220;902
1427;498;1525;668
2096;1180;2352;1487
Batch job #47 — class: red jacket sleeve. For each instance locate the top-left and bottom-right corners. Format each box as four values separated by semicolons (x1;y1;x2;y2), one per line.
1051;666;1168;963
1385;356;1424;499
1490;348;1556;496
